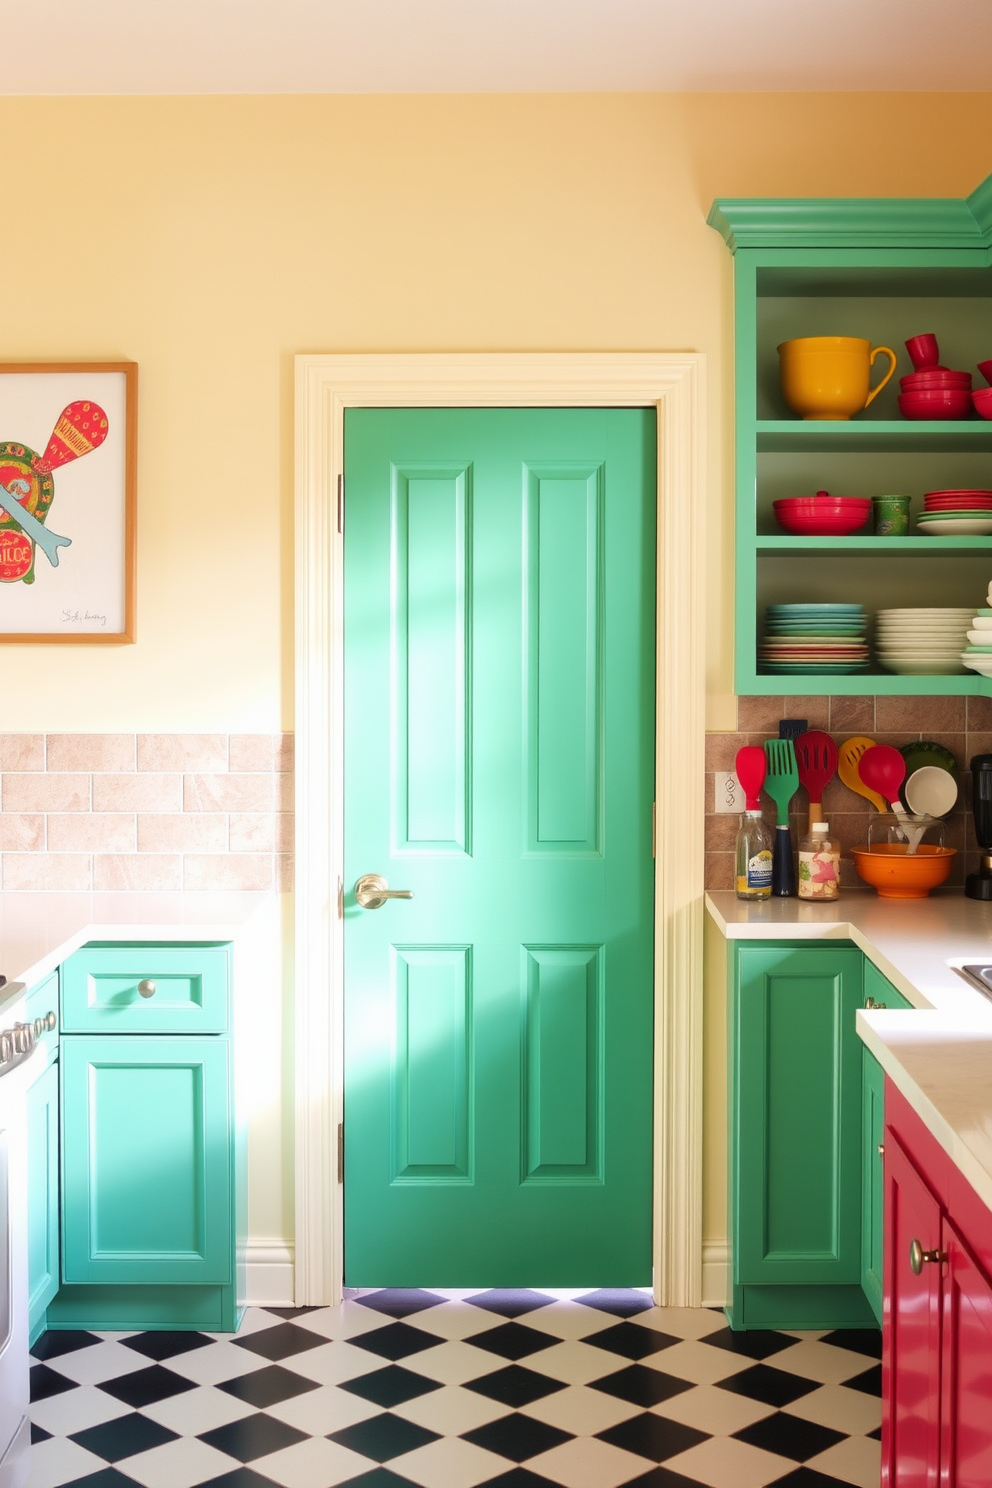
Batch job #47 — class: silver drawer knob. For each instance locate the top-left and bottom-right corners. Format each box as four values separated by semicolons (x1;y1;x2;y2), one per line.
137;979;157;999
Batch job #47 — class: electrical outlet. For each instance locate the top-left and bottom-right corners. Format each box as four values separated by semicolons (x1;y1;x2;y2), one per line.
715;771;744;813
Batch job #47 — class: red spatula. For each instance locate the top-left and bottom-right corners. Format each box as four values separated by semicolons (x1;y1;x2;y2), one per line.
794;729;839;835
735;746;767;810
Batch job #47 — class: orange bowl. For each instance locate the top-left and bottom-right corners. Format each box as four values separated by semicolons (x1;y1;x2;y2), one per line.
850;843;956;898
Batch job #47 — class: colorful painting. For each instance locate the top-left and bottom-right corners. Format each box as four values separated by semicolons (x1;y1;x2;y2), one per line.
0;365;136;642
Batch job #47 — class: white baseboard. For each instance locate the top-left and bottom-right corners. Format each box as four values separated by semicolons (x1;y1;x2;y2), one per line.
701;1239;730;1310
244;1242;296;1307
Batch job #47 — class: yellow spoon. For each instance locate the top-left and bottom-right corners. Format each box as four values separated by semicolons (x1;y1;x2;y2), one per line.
838;736;888;812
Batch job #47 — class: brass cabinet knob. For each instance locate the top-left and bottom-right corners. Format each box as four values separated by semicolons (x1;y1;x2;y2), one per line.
137;979;157;999
909;1238;946;1275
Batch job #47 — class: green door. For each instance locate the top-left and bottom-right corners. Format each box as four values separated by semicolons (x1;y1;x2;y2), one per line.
343;407;656;1285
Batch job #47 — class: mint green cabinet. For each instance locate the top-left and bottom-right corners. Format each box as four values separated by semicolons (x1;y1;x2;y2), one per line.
50;941;242;1333
709;176;992;696
860;963;912;1325
27;1060;59;1344
730;941;876;1329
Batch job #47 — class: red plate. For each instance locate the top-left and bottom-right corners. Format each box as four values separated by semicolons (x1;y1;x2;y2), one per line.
924;489;992;499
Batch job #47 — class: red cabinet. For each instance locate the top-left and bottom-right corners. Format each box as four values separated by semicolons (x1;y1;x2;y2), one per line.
883;1083;992;1487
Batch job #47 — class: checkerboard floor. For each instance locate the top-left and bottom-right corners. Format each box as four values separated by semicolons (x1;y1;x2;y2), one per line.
27;1290;882;1488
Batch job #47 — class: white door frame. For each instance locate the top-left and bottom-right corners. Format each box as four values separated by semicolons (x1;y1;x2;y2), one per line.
293;352;706;1307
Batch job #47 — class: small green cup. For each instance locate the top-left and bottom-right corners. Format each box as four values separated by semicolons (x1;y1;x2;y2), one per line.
873;493;911;537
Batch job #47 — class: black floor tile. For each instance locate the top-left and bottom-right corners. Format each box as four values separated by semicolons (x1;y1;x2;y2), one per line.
70;1413;180;1462
30;1330;102;1360
480;1472;572;1488
329;1472;424;1488
259;1306;322;1320
767;1471;859;1488
716;1362;820;1408
821;1327;882;1359
574;1289;655;1317
585;1321;678;1359
465;1364;567;1408
217;1364;322;1408
846;1363;883;1396
230;1322;329;1361
733;1411;845;1461
623;1469;721;1488
463;1290;555;1318
354;1290;448;1318
30;1422;53;1443
461;1413;571;1462
701;1325;798;1361
590;1364;695;1409
30;1362;81;1402
464;1321;555;1361
349;1321;442;1362
596;1411;709;1463
120;1330;214;1362
96;1364;198;1409
58;1472;155;1488
330;1413;440;1462
188;1472;286;1488
339;1363;444;1408
199;1414;309;1463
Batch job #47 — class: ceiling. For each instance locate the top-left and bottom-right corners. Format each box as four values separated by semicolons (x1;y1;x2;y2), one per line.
7;0;992;95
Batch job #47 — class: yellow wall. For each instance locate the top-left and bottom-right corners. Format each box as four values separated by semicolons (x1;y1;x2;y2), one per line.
5;90;991;1282
4;92;991;732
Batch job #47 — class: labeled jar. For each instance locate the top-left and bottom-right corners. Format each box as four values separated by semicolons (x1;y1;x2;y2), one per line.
798;821;840;900
735;810;774;900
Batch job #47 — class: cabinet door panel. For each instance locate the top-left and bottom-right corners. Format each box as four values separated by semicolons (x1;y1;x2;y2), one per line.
940;1218;992;1488
735;944;863;1285
61;945;231;1033
61;1035;232;1285
861;1048;885;1326
27;1059;59;1334
883;1130;941;1488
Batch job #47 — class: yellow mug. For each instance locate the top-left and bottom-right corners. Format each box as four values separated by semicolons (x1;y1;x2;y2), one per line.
778;336;898;421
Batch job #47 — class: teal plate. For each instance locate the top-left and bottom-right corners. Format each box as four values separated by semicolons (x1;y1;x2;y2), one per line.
760;662;871;674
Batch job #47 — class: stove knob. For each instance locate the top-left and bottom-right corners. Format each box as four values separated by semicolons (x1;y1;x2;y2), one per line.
0;1032;11;1065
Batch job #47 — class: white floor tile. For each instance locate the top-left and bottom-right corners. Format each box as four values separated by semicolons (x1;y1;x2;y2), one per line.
522;1340;623;1387
117;1436;242;1488
782;1382;882;1436
40;1340;166;1387
161;1340;272;1387
293;1304;396;1341
388;1435;515;1488
525;1436;655;1488
250;1435;377;1488
634;1308;729;1340
25;1436;108;1488
405;1341;509;1386
391;1383;510;1435
264;1382;383;1434
642;1338;751;1385
30;1383;132;1437
519;1303;620;1340
651;1382;776;1435
769;1339;878;1386
409;1305;509;1342
272;1339;386;1387
137;1384;257;1435
520;1383;642;1435
664;1434;797;1488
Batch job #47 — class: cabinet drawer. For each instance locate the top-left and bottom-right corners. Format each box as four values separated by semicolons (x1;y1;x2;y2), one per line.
25;971;59;1059
61;944;231;1033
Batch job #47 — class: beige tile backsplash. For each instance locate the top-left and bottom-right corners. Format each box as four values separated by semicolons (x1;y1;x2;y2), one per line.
0;734;293;892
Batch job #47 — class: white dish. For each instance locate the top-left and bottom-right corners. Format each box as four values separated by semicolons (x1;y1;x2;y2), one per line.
876;607;974;614
875;625;971;636
970;616;992;629
915;517;992;535
967;631;992;646
904;766;959;818
962;655;992;677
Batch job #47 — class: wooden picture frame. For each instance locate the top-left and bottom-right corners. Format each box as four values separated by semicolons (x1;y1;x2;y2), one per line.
0;362;137;643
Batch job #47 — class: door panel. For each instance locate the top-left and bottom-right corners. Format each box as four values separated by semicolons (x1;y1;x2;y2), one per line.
343;407;655;1285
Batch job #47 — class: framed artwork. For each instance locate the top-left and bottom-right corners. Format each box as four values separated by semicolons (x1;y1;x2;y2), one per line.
0;362;137;643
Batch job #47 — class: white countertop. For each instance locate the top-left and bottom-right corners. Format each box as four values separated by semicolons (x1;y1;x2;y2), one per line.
707;888;992;1214
0;891;271;1021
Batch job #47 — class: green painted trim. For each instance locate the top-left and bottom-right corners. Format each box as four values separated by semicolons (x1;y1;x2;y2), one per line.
708;181;992;252
727;1283;879;1332
757;537;992;554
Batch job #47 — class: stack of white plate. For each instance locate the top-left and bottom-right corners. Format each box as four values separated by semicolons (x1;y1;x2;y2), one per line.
875;608;974;675
962;607;992;677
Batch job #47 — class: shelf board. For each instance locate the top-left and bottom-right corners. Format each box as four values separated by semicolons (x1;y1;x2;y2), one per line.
755;536;992;554
755;420;992;453
743;670;988;697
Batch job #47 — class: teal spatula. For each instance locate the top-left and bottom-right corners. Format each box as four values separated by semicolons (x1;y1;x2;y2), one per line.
763;738;799;896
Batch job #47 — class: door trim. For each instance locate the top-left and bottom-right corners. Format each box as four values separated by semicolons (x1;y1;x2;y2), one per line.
294;352;706;1306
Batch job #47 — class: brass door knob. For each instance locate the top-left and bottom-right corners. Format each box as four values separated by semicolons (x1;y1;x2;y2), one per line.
355;874;414;910
909;1238;946;1275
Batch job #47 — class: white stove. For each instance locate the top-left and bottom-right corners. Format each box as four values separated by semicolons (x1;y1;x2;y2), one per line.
0;983;40;1488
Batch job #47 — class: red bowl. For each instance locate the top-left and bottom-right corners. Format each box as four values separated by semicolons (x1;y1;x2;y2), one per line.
773;500;871;536
900;371;972;390
973;387;992;420
899;389;973;420
978;360;992;386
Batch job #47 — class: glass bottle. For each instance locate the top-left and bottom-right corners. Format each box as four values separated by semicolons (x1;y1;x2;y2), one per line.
735;810;774;900
798;820;840;900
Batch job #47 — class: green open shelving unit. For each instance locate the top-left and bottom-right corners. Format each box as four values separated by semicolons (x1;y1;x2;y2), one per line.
709;176;992;697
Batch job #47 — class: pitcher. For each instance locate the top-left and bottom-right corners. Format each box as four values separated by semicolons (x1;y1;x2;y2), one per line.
778;335;897;420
